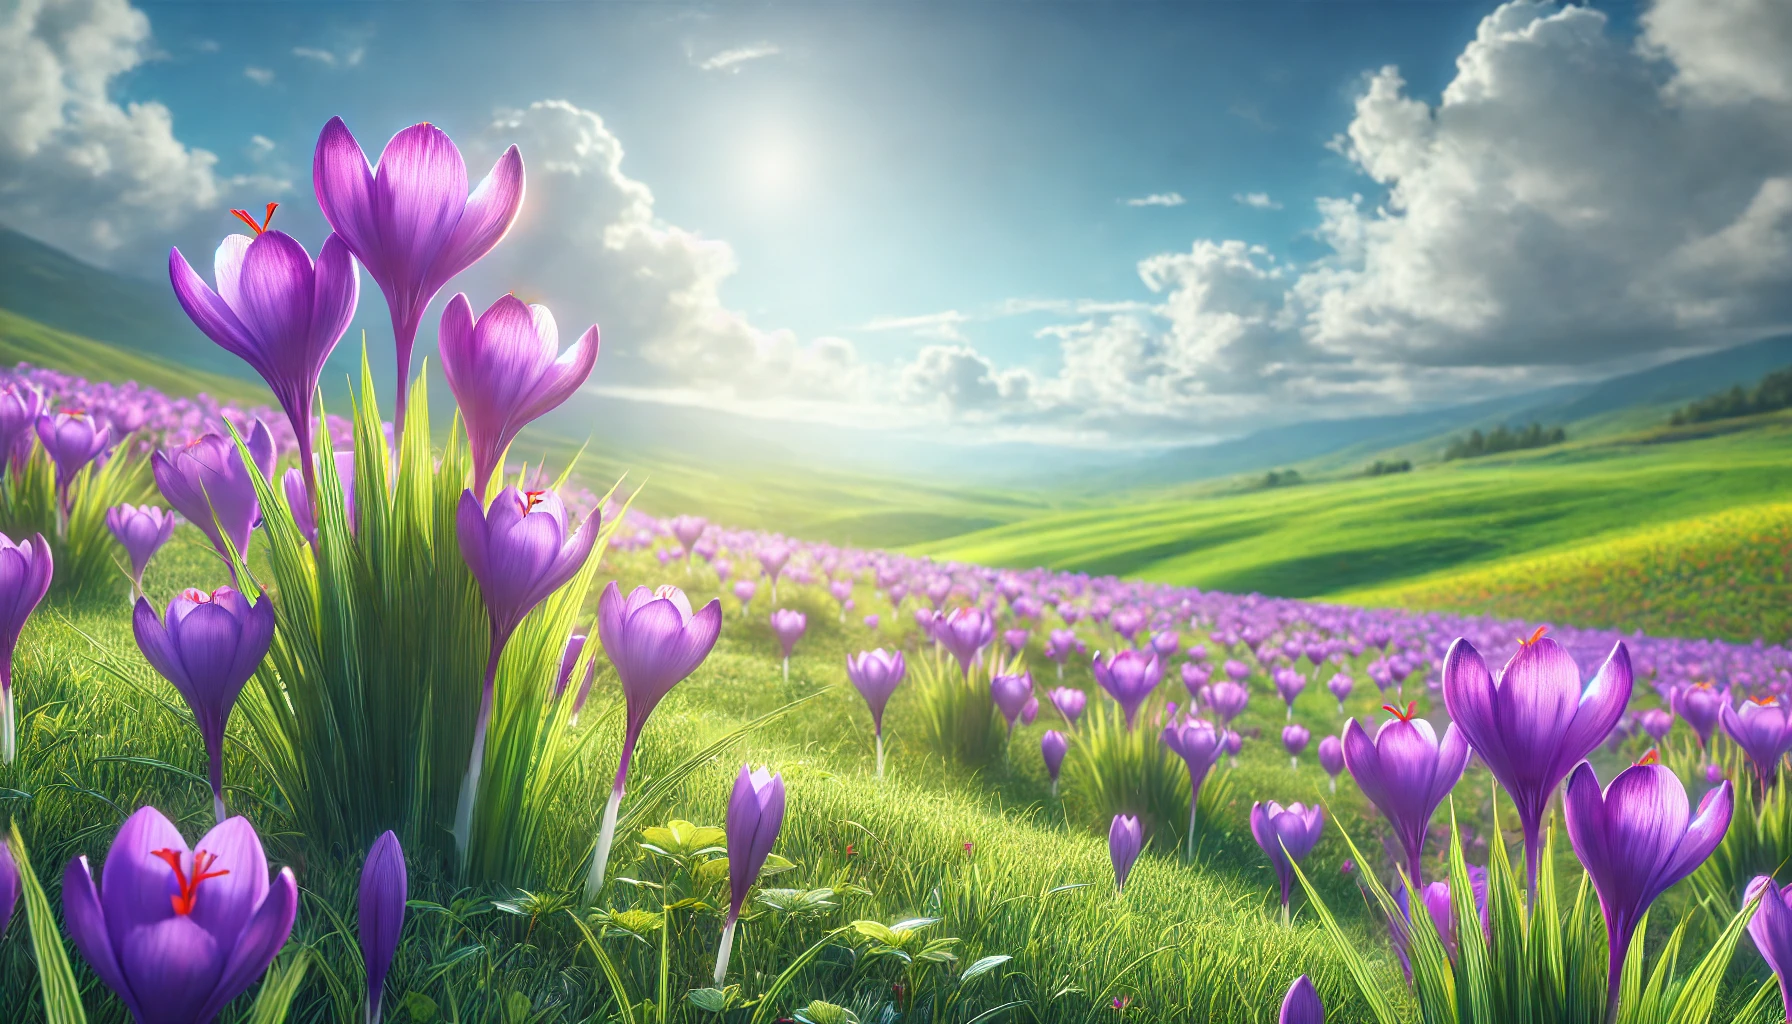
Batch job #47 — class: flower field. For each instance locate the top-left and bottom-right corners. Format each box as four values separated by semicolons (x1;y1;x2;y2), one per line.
3;115;1792;1024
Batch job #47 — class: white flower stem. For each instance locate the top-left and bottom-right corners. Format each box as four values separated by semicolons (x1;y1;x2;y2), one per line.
782;657;789;684
713;916;738;987
876;732;885;779
1;686;13;765
584;784;625;905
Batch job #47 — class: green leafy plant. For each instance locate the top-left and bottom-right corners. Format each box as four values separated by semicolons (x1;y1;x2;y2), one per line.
0;440;149;600
232;358;619;882
1683;742;1792;924
913;646;1010;766
1062;696;1227;850
1295;798;1768;1024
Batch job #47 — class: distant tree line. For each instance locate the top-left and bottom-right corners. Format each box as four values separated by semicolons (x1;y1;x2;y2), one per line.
1260;468;1302;488
1669;366;1792;426
1364;458;1412;476
1443;423;1566;461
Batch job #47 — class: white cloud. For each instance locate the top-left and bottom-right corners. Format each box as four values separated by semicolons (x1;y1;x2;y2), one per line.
697;42;779;73
1234;191;1282;210
0;0;235;266
862;310;970;342
1643;0;1792;103
243;65;273;85
247;134;275;159
1123;192;1185;207
292;40;364;68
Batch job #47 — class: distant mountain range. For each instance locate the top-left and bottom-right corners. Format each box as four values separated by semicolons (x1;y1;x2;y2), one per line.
4;222;1789;491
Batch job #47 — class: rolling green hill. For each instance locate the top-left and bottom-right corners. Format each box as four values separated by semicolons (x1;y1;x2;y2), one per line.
912;414;1792;602
0;307;268;405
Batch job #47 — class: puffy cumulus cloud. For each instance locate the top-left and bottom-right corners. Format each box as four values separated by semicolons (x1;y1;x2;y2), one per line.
1643;0;1792;103
465;100;877;420
899;345;1032;415
948;0;1792;442
0;0;237;266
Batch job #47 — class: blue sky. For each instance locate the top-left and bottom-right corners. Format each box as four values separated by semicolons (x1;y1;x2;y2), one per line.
5;0;1788;451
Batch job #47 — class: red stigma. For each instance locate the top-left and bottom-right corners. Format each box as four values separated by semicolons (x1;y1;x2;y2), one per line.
1636;749;1660;766
1519;625;1548;648
180;587;212;603
519;489;547;513
1751;695;1779;706
1382;701;1419;721
150;848;229;915
230;202;279;236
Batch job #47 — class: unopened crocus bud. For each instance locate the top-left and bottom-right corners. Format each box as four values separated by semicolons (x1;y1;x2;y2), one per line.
1049;687;1087;727
716;765;785;985
991;672;1034;736
1327;673;1353;713
0;531;52;763
771;608;807;682
1279;975;1324;1024
1283;724;1310;768
359;831;407;1024
848;649;906;777
1318;734;1344;792
1042;730;1069;795
732;579;757;616
1251;801;1325;912
1110;814;1143;892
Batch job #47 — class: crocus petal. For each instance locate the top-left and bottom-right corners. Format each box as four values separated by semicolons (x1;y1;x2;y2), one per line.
63;856;140;1021
313;117;382;261
185;816;269;945
195;867;297;1022
168;246;255;362
431;144;525;287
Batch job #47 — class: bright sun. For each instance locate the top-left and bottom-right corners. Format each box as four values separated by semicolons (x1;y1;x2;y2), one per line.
745;136;802;202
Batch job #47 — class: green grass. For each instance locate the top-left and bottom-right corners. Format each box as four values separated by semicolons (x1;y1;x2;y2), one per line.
1345;501;1792;643
912;416;1792;600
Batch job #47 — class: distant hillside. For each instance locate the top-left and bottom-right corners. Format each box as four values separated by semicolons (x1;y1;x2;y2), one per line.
1110;333;1792;489
0;307;266;405
1343;502;1792;644
0;225;260;382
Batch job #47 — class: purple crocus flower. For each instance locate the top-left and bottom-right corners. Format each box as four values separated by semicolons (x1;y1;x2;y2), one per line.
1441;633;1631;889
312;117;525;437
439;293;599;498
1721;696;1792;788
1149;630;1180;658
670;516;707;564
554;632;591;700
585;582;722;903
35;409;111;502
106;504;176;596
0;531;52;764
168;218;358;504
0;838;16;938
732;579;757;617
1003;628;1030;658
716;765;785;984
1224;659;1251;683
1093;649;1162;729
863;613;880;631
133;586;275;823
1318;735;1344;791
153;421;276;578
1162;717;1226;856
1563;756;1731;1020
63;806;297;1024
1209;681;1249;725
359;830;407;1024
1394;866;1489;968
1638;707;1673;744
847;649;906;776
1110;814;1143;892
1282;724;1310;768
455;487;599;856
0;384;42;474
1044;628;1084;678
1279;975;1324;1024
936;607;994;677
758;545;791;601
1041;730;1069;796
1327;673;1354;713
1671;683;1726;749
1250;801;1325;912
770;608;807;681
1274;668;1306;720
1049;686;1087;727
991;672;1034;737
1180;662;1210;701
1745;875;1792;1024
1341;704;1469;887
